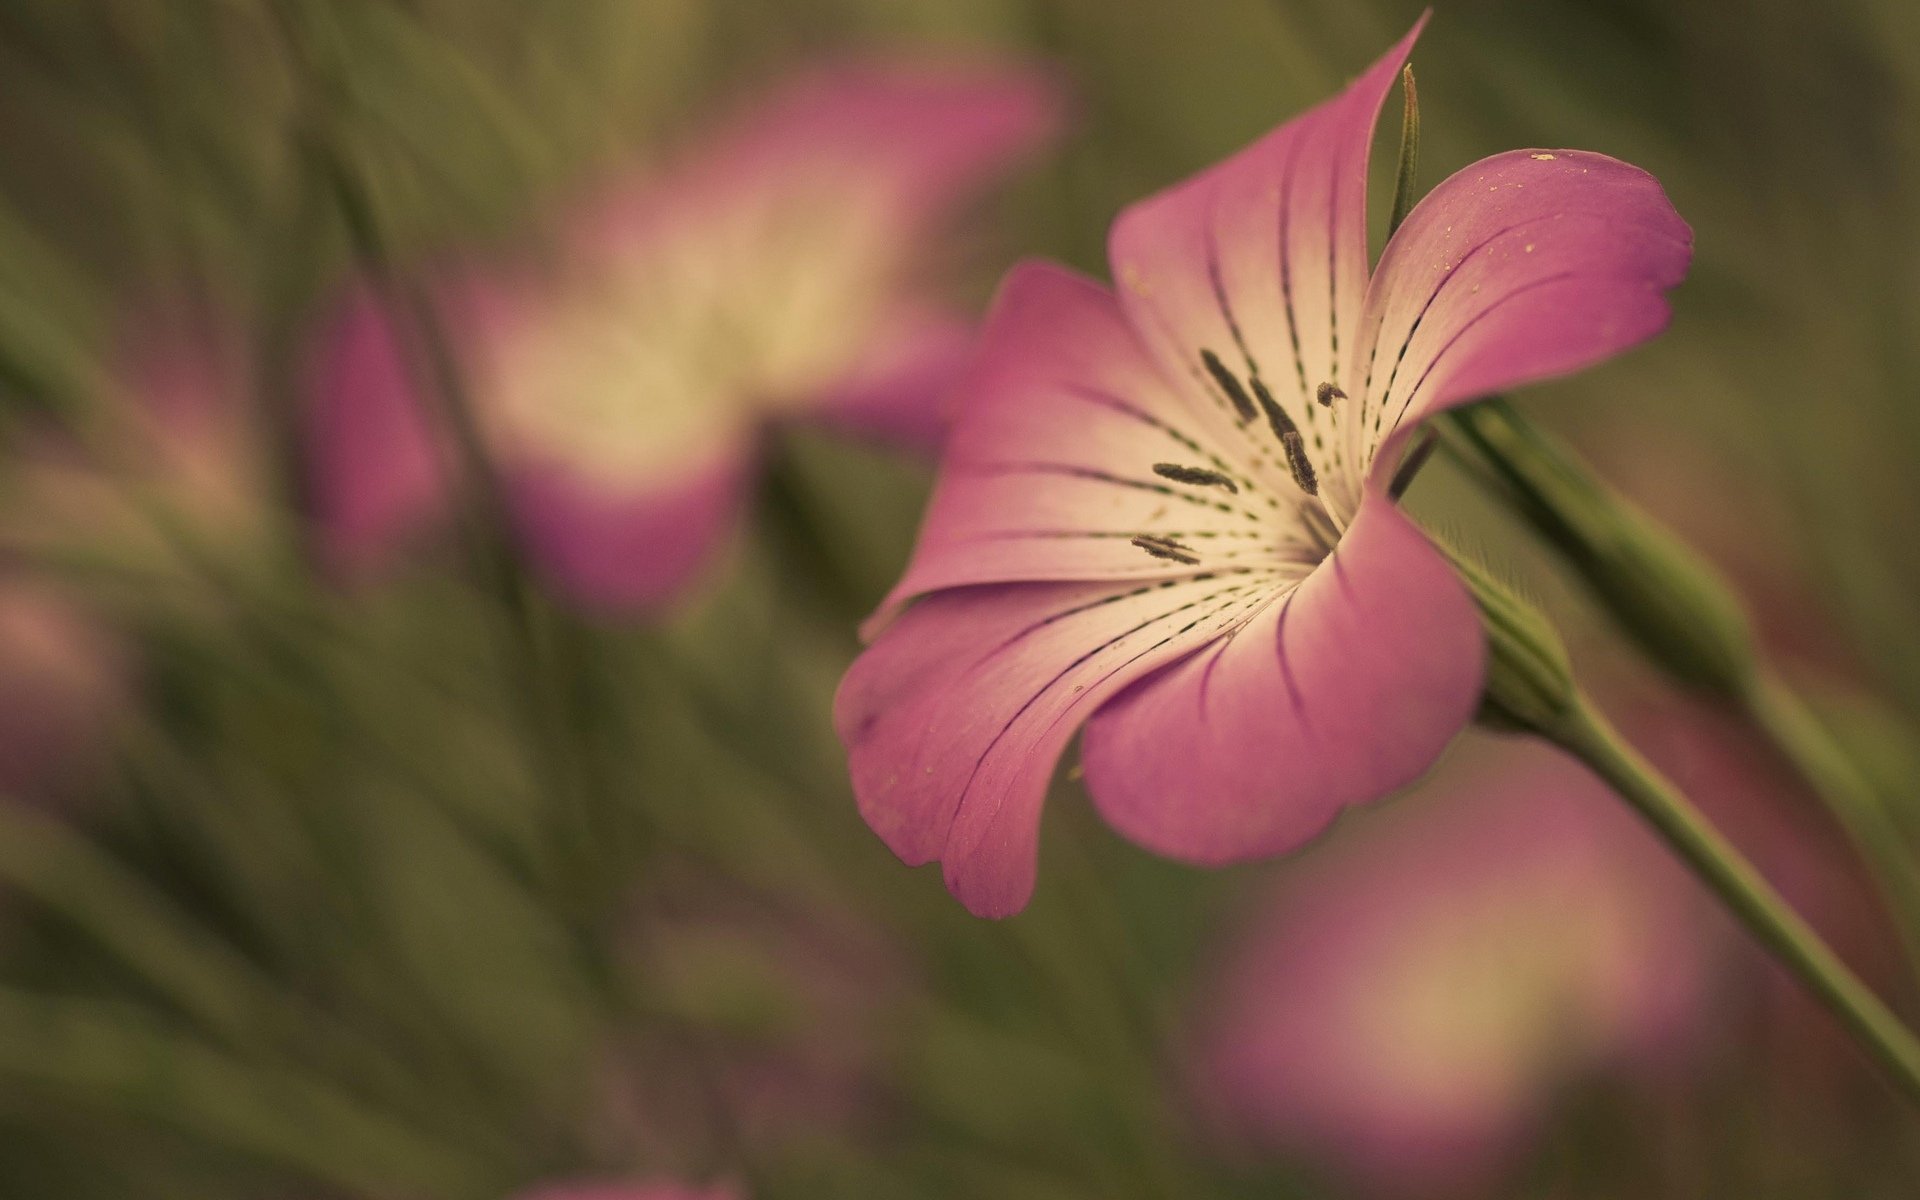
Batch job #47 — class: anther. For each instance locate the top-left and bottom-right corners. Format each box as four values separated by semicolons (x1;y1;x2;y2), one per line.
1152;462;1239;493
1250;379;1320;497
1281;431;1319;496
1132;534;1201;566
1200;349;1259;424
1316;381;1347;407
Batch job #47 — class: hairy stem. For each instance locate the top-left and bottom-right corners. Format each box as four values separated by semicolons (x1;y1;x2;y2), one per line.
1552;696;1920;1108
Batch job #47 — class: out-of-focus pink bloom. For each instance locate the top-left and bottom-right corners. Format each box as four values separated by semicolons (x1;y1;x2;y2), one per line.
835;17;1693;917
1623;688;1906;1145
0;314;270;576
0;581;124;802
1191;737;1716;1195
0;310;265;801
516;1183;741;1200
303;57;1065;609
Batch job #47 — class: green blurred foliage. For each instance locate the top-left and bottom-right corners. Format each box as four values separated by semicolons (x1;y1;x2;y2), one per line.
0;0;1917;1197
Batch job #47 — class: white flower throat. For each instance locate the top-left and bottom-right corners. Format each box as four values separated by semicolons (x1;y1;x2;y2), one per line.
1127;341;1355;572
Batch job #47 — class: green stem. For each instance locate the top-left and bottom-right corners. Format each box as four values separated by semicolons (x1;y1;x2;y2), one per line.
1743;671;1920;991
1437;401;1920;995
0;798;502;1128
0;801;283;1046
1553;695;1920;1108
298;108;610;924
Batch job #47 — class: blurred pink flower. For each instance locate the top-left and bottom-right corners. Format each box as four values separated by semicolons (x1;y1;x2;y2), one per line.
303;56;1065;609
834;18;1693;917
2;313;270;576
1621;688;1908;1143
0;580;125;802
0;307;266;802
1191;736;1716;1195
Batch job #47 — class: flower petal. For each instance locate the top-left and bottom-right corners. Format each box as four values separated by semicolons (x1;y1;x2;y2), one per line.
805;306;975;455
558;58;1065;453
747;58;1066;226
1106;19;1426;502
301;286;449;581
866;262;1282;637
1079;493;1483;864
836;571;1275;917
579;58;1066;263
501;437;755;616
1349;148;1692;458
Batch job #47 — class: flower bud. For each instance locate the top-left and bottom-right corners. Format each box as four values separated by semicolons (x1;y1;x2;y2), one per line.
1441;544;1578;736
1446;399;1757;699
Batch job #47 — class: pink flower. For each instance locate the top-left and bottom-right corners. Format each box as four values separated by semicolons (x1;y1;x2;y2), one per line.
303;57;1064;610
2;315;269;578
1191;737;1715;1195
0;308;263;803
0;580;124;803
835;18;1692;916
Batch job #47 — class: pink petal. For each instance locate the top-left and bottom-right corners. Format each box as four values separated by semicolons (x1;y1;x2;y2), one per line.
564;59;1064;458
580;57;1066;261
836;573;1275;917
1079;493;1483;865
866;262;1270;637
1352;148;1692;438
755;57;1065;225
300;285;449;581
501;437;756;616
806;306;975;455
1106;19;1425;493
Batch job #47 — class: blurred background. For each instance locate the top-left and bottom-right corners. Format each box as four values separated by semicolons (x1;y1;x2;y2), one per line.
0;0;1918;1196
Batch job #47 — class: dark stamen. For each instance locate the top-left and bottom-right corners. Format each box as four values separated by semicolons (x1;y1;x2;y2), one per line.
1281;431;1319;496
1132;535;1201;566
1152;462;1239;493
1316;381;1347;407
1200;349;1259;423
1250;378;1320;497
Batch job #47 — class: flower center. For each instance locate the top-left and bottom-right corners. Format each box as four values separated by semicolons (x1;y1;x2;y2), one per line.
1130;348;1348;571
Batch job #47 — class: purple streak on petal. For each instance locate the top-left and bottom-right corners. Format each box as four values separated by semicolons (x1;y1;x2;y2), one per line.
500;440;756;618
836;574;1270;917
1107;18;1427;494
301;284;450;581
1079;493;1483;865
865;263;1262;638
1270;591;1309;728
1355;148;1692;447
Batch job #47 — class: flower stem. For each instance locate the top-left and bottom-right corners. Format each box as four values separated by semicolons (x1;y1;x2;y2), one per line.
1551;694;1920;1108
293;94;614;927
1438;398;1920;995
1743;671;1920;988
